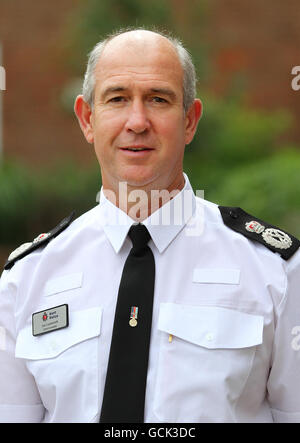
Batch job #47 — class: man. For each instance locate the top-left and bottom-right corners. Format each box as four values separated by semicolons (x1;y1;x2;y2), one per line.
0;28;300;423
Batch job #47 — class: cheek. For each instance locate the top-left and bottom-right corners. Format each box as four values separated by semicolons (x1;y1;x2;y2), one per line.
157;117;186;147
93;120;120;156
93;110;124;140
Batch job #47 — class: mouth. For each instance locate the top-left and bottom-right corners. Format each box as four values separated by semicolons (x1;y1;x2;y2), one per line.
119;145;154;152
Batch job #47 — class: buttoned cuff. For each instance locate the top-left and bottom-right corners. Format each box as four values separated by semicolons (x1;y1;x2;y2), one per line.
0;404;45;423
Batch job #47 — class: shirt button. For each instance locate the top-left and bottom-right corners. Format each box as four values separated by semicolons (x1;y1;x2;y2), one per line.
229;210;238;219
50;340;58;351
205;332;214;341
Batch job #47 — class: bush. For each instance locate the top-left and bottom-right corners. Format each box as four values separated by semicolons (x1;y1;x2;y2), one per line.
183;96;300;237
208;148;300;237
0;160;101;246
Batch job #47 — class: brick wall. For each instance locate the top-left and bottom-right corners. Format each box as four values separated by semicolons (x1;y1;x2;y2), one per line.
207;0;300;142
0;0;94;167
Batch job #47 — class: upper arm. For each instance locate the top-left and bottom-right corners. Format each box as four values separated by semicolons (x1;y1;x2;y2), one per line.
0;270;44;423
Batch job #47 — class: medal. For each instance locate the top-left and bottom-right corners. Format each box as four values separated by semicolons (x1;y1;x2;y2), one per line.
129;306;138;327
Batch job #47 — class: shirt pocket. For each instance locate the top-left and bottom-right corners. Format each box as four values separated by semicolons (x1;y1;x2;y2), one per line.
15;307;102;422
43;272;83;297
153;303;263;422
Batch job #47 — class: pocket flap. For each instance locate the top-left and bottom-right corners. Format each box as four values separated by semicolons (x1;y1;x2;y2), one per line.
193;268;240;284
44;272;83;296
16;307;102;360
158;303;263;349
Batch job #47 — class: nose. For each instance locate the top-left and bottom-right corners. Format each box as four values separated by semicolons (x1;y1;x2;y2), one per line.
124;100;150;134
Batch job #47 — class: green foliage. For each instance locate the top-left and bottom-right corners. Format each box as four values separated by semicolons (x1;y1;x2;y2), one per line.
0;161;38;245
208;148;300;237
184;95;293;189
187;95;292;164
0;160;101;247
183;97;300;237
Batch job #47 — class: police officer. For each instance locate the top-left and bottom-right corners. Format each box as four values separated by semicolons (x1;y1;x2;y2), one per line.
0;28;300;423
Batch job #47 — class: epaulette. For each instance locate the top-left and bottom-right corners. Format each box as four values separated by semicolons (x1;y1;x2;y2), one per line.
4;211;76;270
219;206;300;260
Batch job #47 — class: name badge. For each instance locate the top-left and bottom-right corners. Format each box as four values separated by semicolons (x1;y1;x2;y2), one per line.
32;304;69;336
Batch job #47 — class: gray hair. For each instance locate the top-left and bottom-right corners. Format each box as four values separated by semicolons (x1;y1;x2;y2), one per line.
82;28;197;113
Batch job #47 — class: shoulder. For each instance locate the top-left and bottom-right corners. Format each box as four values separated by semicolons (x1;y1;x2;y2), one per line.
218;205;300;261
3;211;76;271
3;204;104;271
194;197;299;261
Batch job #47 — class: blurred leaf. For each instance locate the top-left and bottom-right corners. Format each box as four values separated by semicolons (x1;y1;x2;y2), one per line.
0;159;101;247
208;148;300;237
187;95;292;165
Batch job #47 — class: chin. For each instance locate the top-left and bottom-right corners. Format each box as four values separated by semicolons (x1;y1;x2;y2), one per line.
123;177;154;188
119;168;159;189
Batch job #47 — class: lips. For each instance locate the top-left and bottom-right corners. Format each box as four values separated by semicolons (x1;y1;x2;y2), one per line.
119;145;154;152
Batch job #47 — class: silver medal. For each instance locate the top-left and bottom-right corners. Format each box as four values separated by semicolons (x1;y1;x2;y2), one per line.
262;228;292;250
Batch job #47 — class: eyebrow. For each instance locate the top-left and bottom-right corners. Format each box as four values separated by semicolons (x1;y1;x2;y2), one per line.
101;86;177;101
102;87;126;97
150;88;177;101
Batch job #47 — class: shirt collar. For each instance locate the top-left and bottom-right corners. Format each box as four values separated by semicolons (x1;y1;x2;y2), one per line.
98;173;196;254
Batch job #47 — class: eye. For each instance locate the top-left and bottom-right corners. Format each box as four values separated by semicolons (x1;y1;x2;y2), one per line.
152;96;168;103
109;96;126;103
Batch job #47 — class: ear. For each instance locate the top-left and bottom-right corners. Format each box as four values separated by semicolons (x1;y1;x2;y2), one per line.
74;95;94;144
184;99;203;145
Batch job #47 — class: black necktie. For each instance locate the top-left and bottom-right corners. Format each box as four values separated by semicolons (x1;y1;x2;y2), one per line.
100;224;155;423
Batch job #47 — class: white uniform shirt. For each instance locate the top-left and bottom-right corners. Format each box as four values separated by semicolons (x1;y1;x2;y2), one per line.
0;174;300;423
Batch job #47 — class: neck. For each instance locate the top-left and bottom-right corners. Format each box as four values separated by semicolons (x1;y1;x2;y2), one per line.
103;174;185;222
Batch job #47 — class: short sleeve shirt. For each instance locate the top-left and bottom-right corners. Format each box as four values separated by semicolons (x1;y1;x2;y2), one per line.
0;174;300;422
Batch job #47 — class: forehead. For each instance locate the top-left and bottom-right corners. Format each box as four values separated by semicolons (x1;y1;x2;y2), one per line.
94;32;183;94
